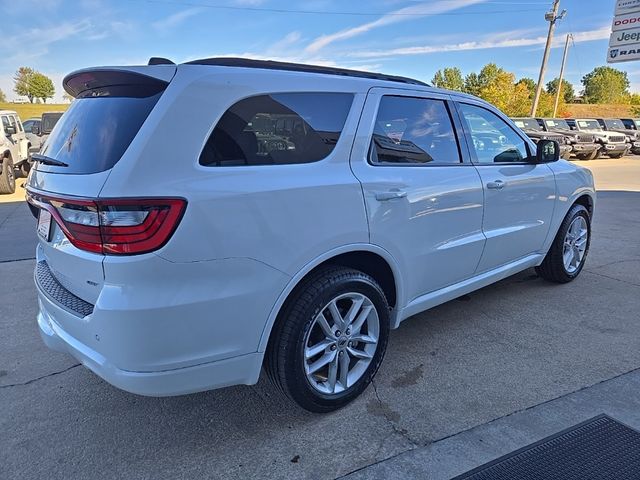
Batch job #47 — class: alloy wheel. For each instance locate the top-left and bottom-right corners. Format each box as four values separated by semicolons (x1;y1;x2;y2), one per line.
303;292;379;395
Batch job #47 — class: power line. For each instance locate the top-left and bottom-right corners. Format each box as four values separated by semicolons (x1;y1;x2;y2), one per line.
132;0;547;17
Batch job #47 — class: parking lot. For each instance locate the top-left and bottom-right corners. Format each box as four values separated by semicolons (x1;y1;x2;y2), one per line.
1;157;639;479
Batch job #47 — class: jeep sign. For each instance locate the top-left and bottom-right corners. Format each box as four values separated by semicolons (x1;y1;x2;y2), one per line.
610;27;640;46
609;2;640;62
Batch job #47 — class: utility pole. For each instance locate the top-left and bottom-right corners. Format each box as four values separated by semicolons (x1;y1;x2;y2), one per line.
553;33;572;117
530;0;566;116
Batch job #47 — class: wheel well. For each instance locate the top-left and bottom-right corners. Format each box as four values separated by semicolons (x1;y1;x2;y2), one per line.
574;194;593;218
2;150;10;159
314;251;397;308
263;250;398;362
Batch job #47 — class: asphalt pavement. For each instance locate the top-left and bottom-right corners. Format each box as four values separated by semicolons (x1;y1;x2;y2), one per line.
1;159;639;479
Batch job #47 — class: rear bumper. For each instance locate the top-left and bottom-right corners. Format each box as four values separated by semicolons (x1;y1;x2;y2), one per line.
37;292;263;396
34;245;290;396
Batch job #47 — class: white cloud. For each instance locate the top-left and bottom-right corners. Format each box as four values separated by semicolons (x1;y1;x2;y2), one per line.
152;8;202;30
306;0;487;53
0;19;92;65
348;26;611;58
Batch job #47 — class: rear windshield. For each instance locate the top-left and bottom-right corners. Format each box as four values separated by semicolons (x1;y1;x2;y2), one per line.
38;93;162;174
41;113;64;134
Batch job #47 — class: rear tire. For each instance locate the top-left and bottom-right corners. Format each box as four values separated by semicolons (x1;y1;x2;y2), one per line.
536;204;590;283
0;156;16;194
266;266;390;412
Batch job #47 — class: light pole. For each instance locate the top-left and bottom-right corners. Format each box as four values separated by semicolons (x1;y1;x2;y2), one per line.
530;0;566;116
553;33;572;118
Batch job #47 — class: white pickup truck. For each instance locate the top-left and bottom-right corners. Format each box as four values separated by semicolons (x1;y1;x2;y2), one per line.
0;110;30;194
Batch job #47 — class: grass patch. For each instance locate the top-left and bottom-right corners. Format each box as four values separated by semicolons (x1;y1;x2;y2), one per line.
0;103;69;121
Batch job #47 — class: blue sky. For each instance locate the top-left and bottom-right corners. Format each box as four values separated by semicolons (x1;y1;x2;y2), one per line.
0;0;630;102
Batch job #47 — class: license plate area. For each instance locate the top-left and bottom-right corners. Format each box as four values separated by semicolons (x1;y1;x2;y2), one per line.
37;209;52;241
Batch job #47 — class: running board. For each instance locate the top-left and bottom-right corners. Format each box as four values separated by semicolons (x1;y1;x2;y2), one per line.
394;254;544;328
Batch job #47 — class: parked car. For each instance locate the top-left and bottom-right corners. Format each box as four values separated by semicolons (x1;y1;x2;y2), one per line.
536;118;600;161
0;110;30;193
566;118;629;158
620;118;640;131
511;117;572;159
23;117;42;158
26;58;595;412
594;118;640;155
26;112;64;154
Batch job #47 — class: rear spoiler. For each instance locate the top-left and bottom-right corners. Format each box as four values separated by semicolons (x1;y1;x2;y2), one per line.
63;66;176;98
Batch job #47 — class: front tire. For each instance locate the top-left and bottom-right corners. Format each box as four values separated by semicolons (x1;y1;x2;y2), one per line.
608;152;625;159
0;156;16;194
266;266;390;412
536;204;591;283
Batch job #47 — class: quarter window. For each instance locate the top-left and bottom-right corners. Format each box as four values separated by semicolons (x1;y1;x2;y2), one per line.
199;93;353;167
370;96;460;165
459;103;529;164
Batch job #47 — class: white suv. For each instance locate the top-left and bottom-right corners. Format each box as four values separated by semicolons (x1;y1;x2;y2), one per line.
27;58;595;412
1;110;30;193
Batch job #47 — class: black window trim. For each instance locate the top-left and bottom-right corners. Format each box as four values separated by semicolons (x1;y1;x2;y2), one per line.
367;94;470;168
453;100;537;166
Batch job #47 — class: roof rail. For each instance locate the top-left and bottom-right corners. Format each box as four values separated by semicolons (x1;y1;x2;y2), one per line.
183;57;428;87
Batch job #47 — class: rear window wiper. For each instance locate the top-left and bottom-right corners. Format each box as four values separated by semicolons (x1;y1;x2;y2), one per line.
31;153;69;167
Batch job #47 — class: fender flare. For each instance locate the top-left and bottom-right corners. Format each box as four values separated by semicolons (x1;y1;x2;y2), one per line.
541;187;595;255
256;243;404;353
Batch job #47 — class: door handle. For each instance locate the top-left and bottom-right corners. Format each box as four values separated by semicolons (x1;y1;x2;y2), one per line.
486;180;506;190
375;190;408;201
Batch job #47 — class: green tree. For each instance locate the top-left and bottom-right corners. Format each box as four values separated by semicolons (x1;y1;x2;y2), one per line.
515;78;536;98
13;67;36;103
464;64;531;116
0;88;6;103
463;72;482;96
30;73;55;103
582;66;630;103
431;67;464;91
546;78;575;103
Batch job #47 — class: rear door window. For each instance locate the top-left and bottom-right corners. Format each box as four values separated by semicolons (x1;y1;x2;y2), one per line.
199;92;353;166
369;95;460;165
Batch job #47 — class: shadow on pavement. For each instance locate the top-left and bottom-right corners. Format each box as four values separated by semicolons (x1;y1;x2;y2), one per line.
0;200;36;262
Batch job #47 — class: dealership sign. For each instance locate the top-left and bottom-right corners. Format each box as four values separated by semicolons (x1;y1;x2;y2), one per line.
609;2;640;62
616;0;640;15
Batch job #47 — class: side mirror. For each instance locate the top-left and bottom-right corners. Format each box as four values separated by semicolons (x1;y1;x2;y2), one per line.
536;139;560;163
5;125;16;136
31;124;41;136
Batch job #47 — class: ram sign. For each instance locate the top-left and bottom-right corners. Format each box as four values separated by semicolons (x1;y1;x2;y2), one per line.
609;1;640;62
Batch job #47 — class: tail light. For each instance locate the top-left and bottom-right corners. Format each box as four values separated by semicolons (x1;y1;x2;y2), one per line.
27;193;186;255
